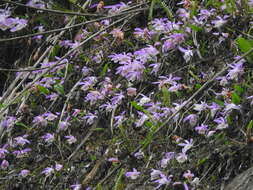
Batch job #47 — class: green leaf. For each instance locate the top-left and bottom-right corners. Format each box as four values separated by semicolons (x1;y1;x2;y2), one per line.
50;45;60;58
113;168;125;190
123;40;135;48
96;184;103;190
15;122;31;130
247;120;253;130
130;101;145;112
156;0;173;19
53;84;65;95
144;121;153;128
161;87;171;106
149;0;156;21
236;37;253;55
100;63;109;76
234;84;244;94
195;84;202;90
231;92;240;104
68;0;77;4
214;99;225;106
189;24;203;32
197;157;207;166
92;128;105;131
36;85;50;95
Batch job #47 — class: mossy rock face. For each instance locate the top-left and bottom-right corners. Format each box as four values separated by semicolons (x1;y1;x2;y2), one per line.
225;167;253;190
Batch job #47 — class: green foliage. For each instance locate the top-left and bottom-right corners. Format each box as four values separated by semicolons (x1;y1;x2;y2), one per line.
113;168;125;190
231;92;240;104
53;83;65;95
161;86;171;106
36;85;50;95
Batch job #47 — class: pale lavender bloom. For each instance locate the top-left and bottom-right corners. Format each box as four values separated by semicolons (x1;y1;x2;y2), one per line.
178;139;193;153
79;76;97;91
224;103;240;113
247;95;253;105
59;40;72;48
216;76;229;86
19;169;30;177
134;150;144;159
178;46;193;63
0;147;9;159
92;51;103;63
101;19;110;26
160;152;175;168
183;183;190;190
170;33;185;44
83;112;97;125
211;16;228;28
114;112;126;127
153;75;181;89
43;112;58;121
214;117;228;130
33;115;47;126
107;157;119;162
64;135;77;144
111;92;125;105
32;25;44;40
151;18;170;32
0;16;28;32
41;167;54;176
100;102;115;113
10;18;28;32
226;62;244;80
183;170;194;180
177;8;190;20
248;0;253;6
150;169;163;180
149;62;161;74
198;9;215;21
14;135;30;146
154;174;172;189
193;101;208;112
135;112;149;127
26;0;45;9
55;163;63;171
183;114;198;126
46;93;59;101
208;102;221;117
58;121;69;131
133;28;151;40
70;184;82;190
134;48;154;63
13;148;32;158
0;116;16;129
127;87;137;96
191;177;200;186
41;133;55;143
168;84;183;92
72;109;81;117
1;160;9;169
116;60;145;81
125;168;140;179
109;52;132;64
207;130;216;137
85;91;104;104
176;152;188;163
195;124;208;135
82;66;91;76
162;39;175;52
104;2;129;14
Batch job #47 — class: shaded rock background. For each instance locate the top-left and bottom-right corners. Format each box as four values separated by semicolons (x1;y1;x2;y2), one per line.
225;167;253;190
